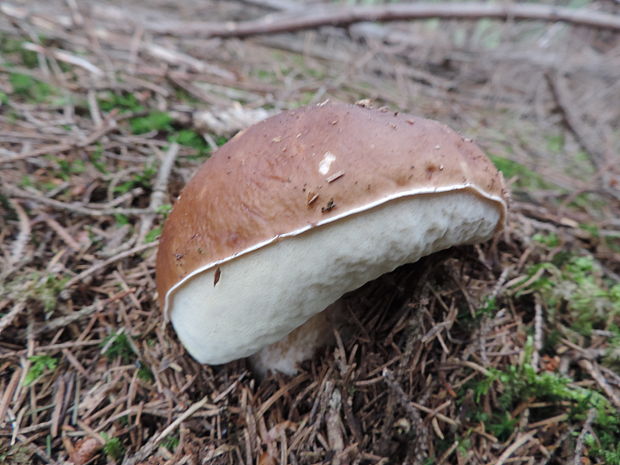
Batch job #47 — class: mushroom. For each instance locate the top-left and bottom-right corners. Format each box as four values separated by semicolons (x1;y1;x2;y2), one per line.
156;102;508;375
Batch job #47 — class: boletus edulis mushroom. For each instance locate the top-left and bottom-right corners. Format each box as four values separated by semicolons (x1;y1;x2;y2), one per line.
156;102;508;375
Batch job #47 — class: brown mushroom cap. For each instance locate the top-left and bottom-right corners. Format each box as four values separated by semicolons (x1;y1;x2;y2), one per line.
156;102;507;370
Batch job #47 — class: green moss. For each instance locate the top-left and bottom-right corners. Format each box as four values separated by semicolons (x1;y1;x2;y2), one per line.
89;145;108;174
161;435;179;452
22;272;70;314
144;226;162;243
515;255;619;336
24;355;58;386
0;36;39;68
168;129;207;153
113;163;156;193
9;73;56;102
129;111;173;134
102;331;154;384
101;434;124;461
532;232;560;248
98;91;144;113
464;337;620;462
489;155;553;190
545;133;564;153
0;441;31;465
101;331;135;363
569;192;607;213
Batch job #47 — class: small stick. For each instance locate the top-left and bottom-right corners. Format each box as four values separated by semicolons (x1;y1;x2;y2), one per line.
383;369;429;461
0;115;118;165
325;387;345;460
8;198;31;266
43;216;81;251
22;42;104;76
453;359;493;377
50;375;66;437
493;432;535;465
0;367;22;425
572;408;596;465
532;296;544;372
149;3;620;37
578;359;620;409
546;72;606;172
122;396;209;465
0;301;26;337
383;370;459;426
64;242;156;289
5;186;151;217
138;143;179;243
87;89;103;128
154;396;209;444
409;401;459;427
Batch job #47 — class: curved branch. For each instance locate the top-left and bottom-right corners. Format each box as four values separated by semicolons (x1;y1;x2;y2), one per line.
150;3;620;37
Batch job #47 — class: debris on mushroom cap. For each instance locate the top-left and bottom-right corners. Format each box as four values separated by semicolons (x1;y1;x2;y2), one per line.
155;102;508;374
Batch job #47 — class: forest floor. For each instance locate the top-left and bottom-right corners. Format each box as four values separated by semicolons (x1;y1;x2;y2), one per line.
1;1;619;464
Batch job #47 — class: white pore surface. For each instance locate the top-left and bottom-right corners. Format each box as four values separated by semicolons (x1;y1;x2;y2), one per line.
170;191;500;365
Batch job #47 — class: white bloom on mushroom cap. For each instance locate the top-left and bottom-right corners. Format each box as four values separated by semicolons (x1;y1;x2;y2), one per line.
318;151;337;175
156;102;508;375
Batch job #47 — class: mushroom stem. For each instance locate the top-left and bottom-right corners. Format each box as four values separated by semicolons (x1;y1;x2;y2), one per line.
250;300;345;376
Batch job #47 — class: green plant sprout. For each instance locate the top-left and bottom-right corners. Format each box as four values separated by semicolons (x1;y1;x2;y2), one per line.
9;73;55;103
101;433;124;461
101;331;135;363
24;355;58;386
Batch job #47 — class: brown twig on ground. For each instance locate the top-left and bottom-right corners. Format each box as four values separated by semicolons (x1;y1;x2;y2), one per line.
0;117;118;165
149;3;620;37
0;367;22;425
4;185;152;217
494;432;536;465
0;301;26;337
382;368;429;463
572;408;597;465
6;198;31;269
137;143;179;244
532;296;544;372
578;359;620;409
33;300;102;336
63;242;157;290
545;71;606;173
122;396;210;465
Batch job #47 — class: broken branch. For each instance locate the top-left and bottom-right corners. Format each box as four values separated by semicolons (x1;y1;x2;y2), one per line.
150;3;620;37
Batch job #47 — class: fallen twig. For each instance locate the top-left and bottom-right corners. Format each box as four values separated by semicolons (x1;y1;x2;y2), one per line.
22;42;104;76
578;359;620;409
546;72;606;172
63;242;157;289
382;368;430;460
4;185;152;217
122;396;210;465
493;432;535;465
0;367;21;425
7;198;31;268
572;408;596;465
137;143;179;244
149;3;620;37
0;116;119;165
532;296;544;372
0;301;26;337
